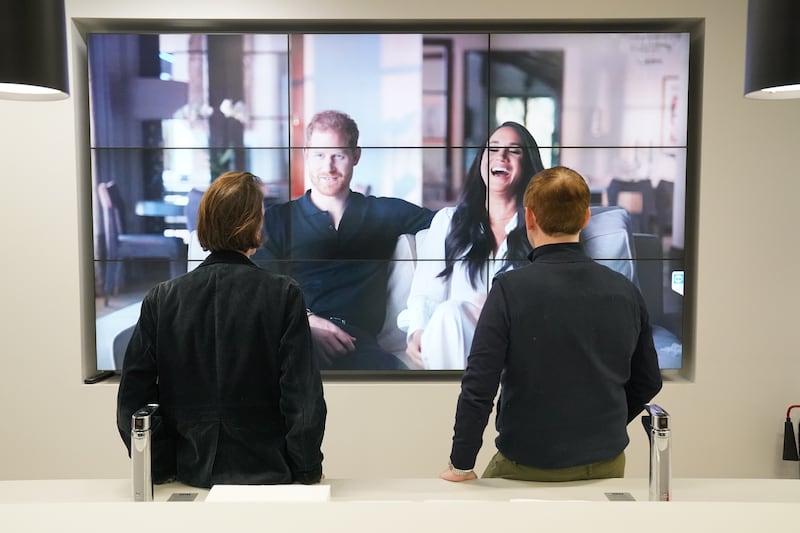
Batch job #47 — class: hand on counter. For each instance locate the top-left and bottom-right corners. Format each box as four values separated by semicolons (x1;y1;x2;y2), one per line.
440;468;477;482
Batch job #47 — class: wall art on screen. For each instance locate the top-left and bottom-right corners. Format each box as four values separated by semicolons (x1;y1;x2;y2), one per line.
88;24;698;376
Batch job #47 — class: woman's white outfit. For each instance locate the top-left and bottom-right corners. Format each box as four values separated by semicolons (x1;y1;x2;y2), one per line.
402;207;517;370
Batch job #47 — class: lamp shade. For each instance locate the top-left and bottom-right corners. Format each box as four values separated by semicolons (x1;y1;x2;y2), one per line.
0;0;69;100
744;0;800;99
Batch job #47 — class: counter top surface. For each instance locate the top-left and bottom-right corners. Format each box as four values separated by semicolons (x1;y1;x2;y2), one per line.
1;478;799;532
1;476;800;503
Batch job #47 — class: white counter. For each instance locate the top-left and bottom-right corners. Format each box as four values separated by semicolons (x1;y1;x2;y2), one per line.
1;478;798;532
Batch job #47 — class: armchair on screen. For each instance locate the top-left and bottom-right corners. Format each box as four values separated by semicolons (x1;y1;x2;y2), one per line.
580;206;638;286
97;181;186;304
604;178;658;234
581;206;681;368
582;206;668;318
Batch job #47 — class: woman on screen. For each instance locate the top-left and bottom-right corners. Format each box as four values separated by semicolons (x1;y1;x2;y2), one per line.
403;122;545;370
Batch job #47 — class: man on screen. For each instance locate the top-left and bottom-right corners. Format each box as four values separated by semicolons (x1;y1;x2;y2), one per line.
254;110;434;370
441;166;662;482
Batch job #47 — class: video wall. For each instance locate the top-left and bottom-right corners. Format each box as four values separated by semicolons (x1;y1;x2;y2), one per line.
88;25;697;375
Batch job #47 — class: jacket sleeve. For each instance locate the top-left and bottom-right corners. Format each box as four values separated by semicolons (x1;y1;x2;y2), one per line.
278;282;327;483
396;199;435;235
449;278;508;470
625;290;664;423
116;290;176;482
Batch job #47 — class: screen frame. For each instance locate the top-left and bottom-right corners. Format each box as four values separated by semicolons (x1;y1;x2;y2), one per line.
74;17;703;383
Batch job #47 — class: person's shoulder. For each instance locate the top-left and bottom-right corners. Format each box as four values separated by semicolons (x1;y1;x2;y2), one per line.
494;262;532;283
429;206;455;227
436;205;457;218
253;269;307;301
587;260;642;294
264;200;296;220
485;262;522;295
263;199;300;235
359;194;434;232
145;270;193;302
256;267;299;285
365;193;404;205
265;198;297;217
218;259;300;287
589;259;633;281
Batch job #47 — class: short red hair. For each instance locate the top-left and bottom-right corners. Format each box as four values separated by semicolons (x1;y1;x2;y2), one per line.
523;166;590;235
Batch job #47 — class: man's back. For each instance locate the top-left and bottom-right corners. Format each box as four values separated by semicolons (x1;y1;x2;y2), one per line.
456;242;661;470
444;165;661;483
117;250;326;488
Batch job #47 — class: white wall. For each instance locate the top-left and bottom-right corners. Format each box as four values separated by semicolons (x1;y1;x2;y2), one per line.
1;0;799;481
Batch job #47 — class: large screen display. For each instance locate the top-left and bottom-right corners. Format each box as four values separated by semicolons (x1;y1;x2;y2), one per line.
89;25;697;375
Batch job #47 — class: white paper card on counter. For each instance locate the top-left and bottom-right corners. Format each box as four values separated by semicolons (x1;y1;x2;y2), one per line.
206;484;330;502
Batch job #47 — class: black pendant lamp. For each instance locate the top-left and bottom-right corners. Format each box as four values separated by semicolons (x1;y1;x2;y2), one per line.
0;0;69;100
744;0;800;99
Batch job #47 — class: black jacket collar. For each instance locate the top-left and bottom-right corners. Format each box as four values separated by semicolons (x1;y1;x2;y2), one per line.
199;250;255;268
528;242;587;262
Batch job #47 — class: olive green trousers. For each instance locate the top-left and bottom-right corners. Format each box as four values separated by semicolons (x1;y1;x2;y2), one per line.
482;451;625;482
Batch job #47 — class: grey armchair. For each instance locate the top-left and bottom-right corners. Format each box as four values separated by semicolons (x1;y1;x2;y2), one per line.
97;181;186;303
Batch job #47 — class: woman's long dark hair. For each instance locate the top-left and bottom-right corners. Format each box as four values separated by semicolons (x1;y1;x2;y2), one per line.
439;121;545;288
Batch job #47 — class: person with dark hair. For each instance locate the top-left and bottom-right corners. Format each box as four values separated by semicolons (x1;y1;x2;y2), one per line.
255;110;434;371
117;170;326;488
441;166;662;482
403;122;545;369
